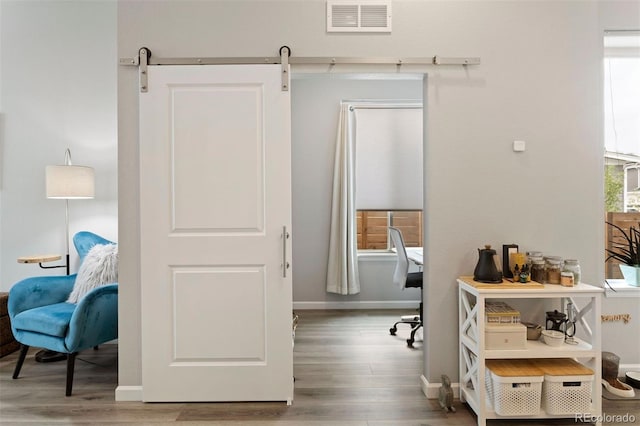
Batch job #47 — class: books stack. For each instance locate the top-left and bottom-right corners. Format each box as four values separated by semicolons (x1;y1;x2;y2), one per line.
485;301;520;325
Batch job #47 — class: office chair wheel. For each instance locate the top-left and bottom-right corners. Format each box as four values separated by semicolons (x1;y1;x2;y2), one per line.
390;327;397;335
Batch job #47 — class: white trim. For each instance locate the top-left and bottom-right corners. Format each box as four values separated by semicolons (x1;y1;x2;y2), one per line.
605;151;640;163
293;300;419;310
620;364;640;376
604;279;640;298
357;251;397;262
346;100;423;109
604;31;640;57
115;385;143;401
291;72;425;81
604;46;640;57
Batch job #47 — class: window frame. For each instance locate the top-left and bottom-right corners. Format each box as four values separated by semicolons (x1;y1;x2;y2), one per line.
357;210;423;251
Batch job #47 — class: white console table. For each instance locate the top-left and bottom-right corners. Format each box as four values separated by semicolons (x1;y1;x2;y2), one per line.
458;276;603;426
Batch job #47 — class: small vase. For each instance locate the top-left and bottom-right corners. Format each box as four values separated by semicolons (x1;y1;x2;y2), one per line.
619;264;640;286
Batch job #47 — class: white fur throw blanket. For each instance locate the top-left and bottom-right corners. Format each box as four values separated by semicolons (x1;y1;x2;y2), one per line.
67;243;118;304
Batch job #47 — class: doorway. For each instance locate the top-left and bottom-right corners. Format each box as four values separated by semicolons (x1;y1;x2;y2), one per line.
290;73;426;309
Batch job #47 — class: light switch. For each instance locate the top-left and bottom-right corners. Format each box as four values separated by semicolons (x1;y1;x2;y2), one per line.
513;140;526;152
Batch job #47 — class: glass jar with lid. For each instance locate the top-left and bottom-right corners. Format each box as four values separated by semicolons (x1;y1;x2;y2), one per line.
544;256;563;284
527;252;543;275
531;259;545;283
526;251;543;259
563;259;581;285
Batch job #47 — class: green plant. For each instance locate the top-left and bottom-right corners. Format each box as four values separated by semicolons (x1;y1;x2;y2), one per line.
606;221;640;266
604;166;624;212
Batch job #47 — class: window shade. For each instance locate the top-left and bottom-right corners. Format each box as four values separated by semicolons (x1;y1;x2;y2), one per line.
604;32;640;158
354;106;423;210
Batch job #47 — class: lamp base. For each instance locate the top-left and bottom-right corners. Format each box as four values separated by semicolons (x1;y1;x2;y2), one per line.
35;349;67;363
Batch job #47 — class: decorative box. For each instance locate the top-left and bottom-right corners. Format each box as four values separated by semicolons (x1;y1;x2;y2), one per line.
485;323;526;350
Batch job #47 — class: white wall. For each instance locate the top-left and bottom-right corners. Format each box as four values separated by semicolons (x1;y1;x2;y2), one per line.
0;1;118;290
602;290;640;373
117;0;640;393
2;0;635;398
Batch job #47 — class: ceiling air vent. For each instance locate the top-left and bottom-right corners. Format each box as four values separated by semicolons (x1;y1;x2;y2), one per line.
327;1;392;33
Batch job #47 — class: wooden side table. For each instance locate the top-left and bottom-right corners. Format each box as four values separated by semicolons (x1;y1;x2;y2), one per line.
0;292;19;357
17;255;64;270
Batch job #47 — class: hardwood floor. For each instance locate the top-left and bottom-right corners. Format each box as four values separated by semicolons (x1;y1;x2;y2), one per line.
0;310;637;425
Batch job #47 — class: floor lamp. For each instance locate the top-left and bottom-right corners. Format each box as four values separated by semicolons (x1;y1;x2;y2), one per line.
45;148;95;275
36;149;94;363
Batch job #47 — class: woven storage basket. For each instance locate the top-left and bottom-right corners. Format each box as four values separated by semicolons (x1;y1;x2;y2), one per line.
486;359;543;416
533;358;594;415
485;368;494;406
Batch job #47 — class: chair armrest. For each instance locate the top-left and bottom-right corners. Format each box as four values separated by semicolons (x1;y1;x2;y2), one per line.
66;283;118;352
8;275;77;318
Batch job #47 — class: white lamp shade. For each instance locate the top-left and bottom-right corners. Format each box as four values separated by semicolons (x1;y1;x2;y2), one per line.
46;165;95;199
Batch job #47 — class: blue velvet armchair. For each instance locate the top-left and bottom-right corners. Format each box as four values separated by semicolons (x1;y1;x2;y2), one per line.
8;231;118;396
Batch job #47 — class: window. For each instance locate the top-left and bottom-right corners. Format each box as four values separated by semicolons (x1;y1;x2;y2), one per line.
357;210;422;250
604;31;640;279
351;102;423;251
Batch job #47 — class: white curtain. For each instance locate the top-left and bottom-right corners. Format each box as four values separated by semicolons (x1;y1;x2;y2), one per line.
326;103;361;295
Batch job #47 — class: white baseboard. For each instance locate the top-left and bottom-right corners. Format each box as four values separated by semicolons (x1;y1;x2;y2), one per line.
619;363;640;376
115;385;143;401
293;300;420;310
420;375;460;400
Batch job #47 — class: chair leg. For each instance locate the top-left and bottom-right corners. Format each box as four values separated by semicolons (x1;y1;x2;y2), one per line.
12;344;29;379
407;322;423;348
65;353;77;397
390;319;419;335
407;301;424;348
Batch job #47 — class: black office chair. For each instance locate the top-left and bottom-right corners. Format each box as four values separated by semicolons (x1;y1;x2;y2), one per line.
388;226;423;348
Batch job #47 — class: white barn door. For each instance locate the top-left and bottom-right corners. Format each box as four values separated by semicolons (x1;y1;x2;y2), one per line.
139;65;293;402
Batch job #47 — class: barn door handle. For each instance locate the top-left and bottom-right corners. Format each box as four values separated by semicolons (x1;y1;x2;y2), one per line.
282;226;290;278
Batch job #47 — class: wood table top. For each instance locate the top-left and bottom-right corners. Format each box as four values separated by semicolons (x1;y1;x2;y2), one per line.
17;255;62;264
